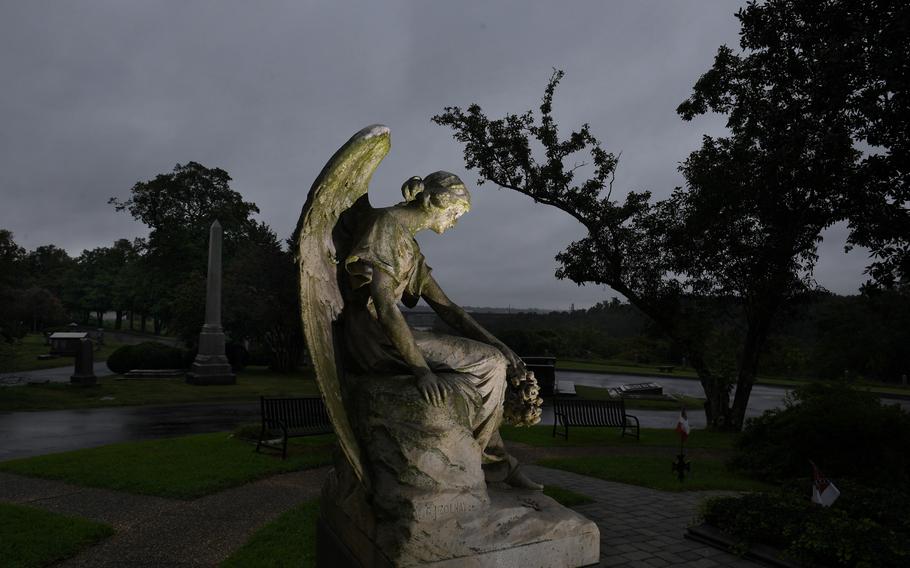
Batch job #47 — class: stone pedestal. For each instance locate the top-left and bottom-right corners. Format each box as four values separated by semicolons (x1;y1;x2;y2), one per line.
186;220;235;386
318;483;600;567
319;372;601;567
186;324;235;385
70;338;97;386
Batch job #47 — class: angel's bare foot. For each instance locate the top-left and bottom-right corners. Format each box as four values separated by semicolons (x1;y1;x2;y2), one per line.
504;466;544;491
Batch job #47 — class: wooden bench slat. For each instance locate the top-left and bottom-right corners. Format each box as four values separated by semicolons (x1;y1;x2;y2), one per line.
256;396;334;459
552;397;639;440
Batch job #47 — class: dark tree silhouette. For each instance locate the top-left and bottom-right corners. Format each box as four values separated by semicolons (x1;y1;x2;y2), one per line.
434;48;867;428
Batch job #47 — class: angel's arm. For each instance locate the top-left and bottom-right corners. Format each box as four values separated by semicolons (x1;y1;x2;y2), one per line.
370;268;448;405
421;274;527;376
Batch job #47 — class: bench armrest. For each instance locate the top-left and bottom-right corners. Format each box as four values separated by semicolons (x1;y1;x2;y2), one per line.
262;418;289;438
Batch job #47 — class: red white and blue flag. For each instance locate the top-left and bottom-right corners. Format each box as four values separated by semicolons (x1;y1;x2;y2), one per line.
810;461;840;507
675;407;690;442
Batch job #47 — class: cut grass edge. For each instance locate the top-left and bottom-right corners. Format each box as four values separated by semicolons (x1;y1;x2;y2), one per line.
0;502;114;567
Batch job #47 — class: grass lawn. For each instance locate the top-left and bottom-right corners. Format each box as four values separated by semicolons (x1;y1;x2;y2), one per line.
542;484;595;506
0;432;335;499
573;384;704;411
222;500;319;568
504;425;765;492
0;366;320;412
537;455;773;492
501;425;735;450
0;502;114;567
1;333;126;373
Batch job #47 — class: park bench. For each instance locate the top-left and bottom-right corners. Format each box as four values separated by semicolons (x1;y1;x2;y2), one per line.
552;397;640;440
255;396;333;459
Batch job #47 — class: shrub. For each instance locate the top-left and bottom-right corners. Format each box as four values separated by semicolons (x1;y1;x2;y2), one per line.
106;342;187;374
730;382;910;486
702;489;910;567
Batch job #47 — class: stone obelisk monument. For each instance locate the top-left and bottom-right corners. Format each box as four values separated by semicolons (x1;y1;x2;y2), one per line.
186;220;236;385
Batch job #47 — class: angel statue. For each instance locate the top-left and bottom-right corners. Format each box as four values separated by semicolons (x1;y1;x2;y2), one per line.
298;126;598;567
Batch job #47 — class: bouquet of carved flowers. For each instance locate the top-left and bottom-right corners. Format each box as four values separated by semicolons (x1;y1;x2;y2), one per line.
503;370;543;427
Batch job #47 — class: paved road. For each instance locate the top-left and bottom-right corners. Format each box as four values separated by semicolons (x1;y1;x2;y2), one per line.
0;362;114;386
0;402;260;461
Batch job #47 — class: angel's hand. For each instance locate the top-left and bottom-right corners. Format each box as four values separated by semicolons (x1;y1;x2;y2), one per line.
416;370;450;406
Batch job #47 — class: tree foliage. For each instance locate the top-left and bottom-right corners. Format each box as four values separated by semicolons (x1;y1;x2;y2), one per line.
433;0;908;430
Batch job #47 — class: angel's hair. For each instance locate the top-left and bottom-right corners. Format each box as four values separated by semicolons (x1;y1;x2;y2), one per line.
401;171;470;211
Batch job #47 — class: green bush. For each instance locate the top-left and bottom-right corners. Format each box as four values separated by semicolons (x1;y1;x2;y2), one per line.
106;342;187;374
702;489;910;567
730;382;910;486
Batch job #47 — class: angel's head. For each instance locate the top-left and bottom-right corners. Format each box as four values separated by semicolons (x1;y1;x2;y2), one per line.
401;171;471;234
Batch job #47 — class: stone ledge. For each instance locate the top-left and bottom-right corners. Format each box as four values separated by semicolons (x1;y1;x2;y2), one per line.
685;523;800;568
321;484;600;567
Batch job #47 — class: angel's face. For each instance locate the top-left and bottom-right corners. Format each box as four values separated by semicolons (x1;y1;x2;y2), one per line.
427;201;469;234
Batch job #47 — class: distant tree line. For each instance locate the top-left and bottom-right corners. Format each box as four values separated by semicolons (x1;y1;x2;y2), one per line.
0;162;302;372
477;293;910;383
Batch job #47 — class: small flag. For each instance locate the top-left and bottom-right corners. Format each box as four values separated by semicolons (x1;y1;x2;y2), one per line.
675;407;690;442
810;461;840;507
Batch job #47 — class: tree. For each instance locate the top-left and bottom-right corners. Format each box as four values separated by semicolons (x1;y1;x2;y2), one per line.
223;228;303;371
24;245;76;303
0;229;27;342
434;52;861;428
718;1;909;288
110;162;262;334
169;224;304;371
70;239;141;328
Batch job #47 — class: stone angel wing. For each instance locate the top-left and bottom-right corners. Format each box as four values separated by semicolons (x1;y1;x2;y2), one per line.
296;125;390;488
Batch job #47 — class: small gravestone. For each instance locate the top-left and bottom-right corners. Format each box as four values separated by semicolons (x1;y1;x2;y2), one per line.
70;338;97;386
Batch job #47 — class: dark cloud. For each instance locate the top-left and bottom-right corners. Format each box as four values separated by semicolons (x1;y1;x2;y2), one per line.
0;1;869;309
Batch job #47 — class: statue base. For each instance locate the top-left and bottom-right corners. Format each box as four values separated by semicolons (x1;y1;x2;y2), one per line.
186;358;235;385
70;373;97;386
318;483;600;567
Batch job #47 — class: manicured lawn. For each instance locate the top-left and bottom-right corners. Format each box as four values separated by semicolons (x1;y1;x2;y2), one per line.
0;366;320;412
538;455;773;492
573;384;704;411
0;432;335;499
1;333;126;373
543;484;595;507
0;502;114;567
221;500;319;568
501;425;735;449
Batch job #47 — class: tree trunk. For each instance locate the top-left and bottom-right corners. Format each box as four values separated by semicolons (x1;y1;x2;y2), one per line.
129;311;134;331
266;325;301;372
153;316;162;335
141;313;147;332
729;312;773;430
691;353;734;430
115;311;123;330
96;311;104;327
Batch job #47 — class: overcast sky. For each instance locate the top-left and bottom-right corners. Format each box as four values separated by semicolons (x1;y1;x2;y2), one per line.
1;1;872;310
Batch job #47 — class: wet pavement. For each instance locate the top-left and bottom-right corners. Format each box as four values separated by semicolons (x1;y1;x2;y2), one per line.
0;403;260;461
1;370;907;462
0;361;114;386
